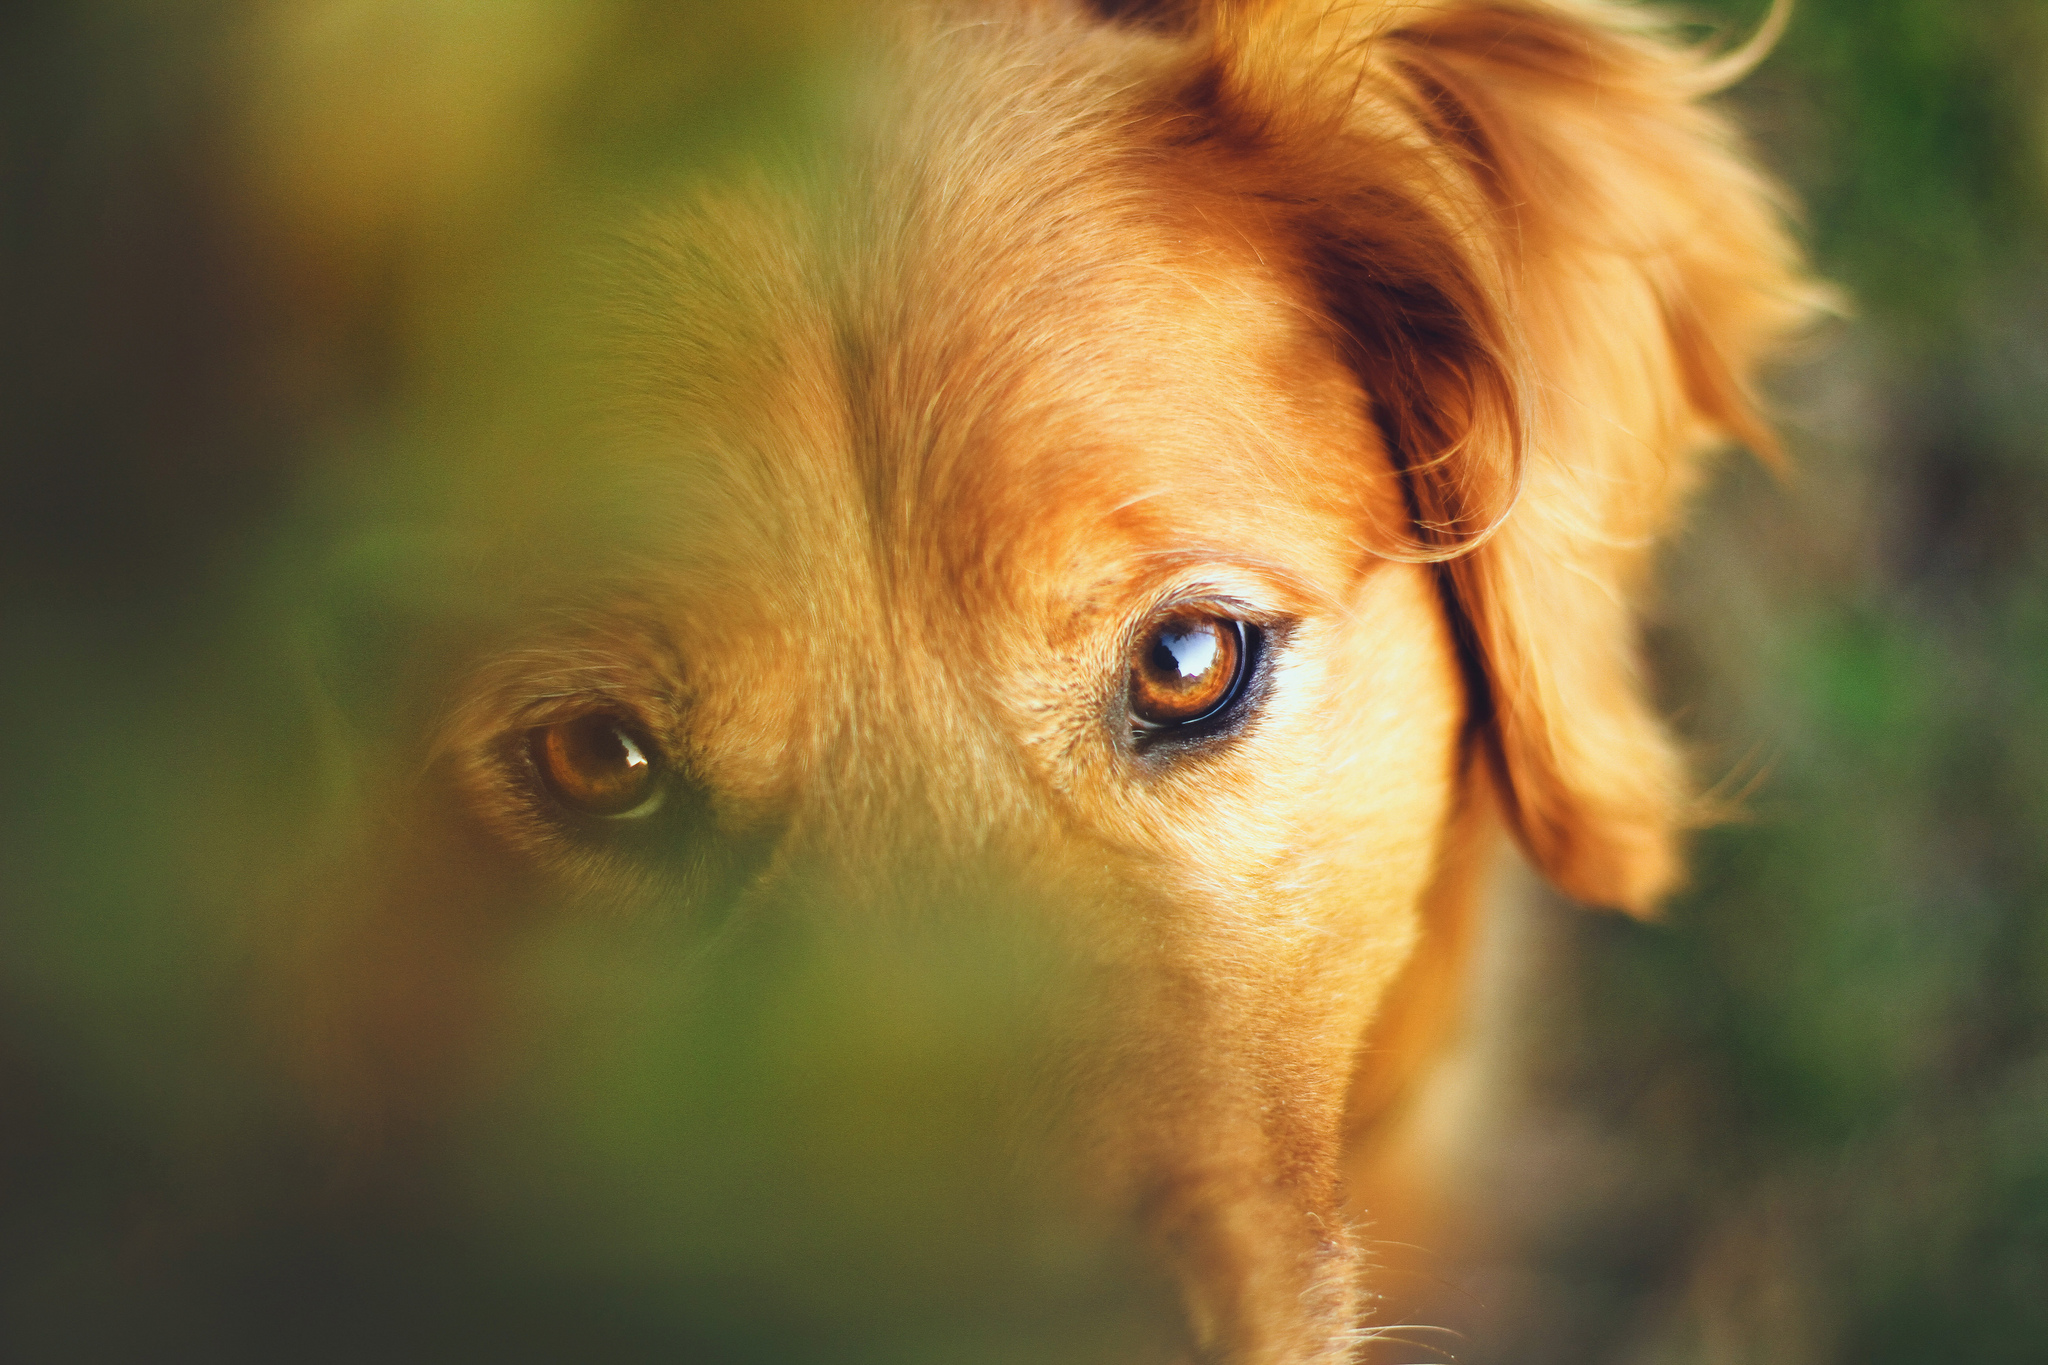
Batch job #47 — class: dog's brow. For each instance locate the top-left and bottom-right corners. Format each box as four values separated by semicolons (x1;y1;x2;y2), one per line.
1124;550;1343;616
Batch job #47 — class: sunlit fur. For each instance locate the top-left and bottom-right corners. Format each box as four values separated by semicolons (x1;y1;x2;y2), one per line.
402;1;1821;1359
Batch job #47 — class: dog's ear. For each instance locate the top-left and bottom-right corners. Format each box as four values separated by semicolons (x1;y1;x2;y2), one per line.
1186;1;1818;912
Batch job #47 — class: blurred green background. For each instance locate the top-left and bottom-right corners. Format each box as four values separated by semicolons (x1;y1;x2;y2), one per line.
2;2;2044;1362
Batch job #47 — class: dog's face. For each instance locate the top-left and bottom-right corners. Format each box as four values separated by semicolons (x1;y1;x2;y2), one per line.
490;225;1462;956
438;177;1464;1350
286;3;1814;1359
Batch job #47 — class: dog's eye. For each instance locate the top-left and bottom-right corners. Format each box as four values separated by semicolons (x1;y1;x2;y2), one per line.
1129;612;1251;731
529;712;665;818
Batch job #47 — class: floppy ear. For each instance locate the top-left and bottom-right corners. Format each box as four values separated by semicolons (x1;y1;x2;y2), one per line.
1182;0;1820;912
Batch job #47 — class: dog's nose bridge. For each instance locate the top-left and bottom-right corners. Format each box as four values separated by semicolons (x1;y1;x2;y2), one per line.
736;618;1038;899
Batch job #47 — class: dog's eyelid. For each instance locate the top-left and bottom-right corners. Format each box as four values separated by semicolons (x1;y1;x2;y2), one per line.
1131;590;1296;639
503;684;682;733
1130;556;1338;619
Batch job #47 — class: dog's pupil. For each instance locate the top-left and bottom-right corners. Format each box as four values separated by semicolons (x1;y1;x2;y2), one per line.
1152;624;1220;686
576;719;638;773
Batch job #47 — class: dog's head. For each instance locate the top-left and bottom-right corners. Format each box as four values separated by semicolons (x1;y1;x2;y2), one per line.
296;1;1814;1358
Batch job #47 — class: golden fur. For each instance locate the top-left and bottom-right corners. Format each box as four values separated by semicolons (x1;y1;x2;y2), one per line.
298;2;1817;1359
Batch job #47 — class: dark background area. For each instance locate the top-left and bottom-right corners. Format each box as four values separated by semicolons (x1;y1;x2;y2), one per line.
3;2;2044;1361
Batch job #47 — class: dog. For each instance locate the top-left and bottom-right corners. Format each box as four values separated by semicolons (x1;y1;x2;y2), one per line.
260;1;1819;1360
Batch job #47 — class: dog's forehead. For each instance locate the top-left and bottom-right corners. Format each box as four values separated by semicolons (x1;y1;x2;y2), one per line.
617;27;1385;651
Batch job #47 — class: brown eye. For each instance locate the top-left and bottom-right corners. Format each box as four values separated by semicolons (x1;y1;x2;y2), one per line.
529;712;665;818
1129;612;1250;731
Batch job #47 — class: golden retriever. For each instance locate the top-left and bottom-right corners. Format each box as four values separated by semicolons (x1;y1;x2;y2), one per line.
281;1;1818;1360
